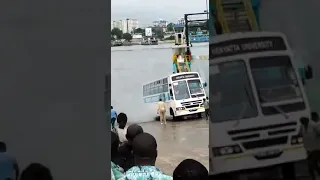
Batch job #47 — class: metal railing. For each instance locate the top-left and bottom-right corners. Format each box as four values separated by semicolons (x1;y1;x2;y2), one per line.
243;0;259;31
216;0;230;33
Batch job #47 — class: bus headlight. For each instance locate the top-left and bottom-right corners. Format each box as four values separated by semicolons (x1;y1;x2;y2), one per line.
212;145;243;157
176;107;185;111
291;136;303;145
291;127;303;145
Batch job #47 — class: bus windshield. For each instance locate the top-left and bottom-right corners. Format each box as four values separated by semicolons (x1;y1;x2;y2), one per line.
188;79;203;94
173;80;190;100
209;60;258;122
250;56;303;103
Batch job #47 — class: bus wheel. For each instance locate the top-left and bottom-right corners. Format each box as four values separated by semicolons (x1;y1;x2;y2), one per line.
170;108;177;121
197;113;202;119
281;162;296;180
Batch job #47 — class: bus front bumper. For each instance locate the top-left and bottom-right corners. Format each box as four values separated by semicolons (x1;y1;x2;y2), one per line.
175;107;205;116
209;145;306;175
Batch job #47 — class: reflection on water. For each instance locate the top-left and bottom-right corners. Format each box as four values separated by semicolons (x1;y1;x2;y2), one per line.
140;119;209;175
111;43;209;123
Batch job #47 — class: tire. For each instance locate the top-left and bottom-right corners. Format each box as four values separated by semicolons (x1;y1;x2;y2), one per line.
170;108;177;121
197;112;202;119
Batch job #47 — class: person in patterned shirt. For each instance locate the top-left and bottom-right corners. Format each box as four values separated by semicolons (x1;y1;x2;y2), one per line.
111;131;124;179
119;133;172;180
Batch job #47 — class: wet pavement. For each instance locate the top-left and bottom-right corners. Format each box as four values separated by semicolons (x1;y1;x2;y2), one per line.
139;117;209;175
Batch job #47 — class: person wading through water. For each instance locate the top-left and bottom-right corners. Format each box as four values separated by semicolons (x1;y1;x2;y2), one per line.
157;98;166;125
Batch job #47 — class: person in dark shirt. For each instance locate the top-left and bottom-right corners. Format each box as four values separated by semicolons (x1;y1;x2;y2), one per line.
20;163;52;180
173;159;208;180
117;124;144;171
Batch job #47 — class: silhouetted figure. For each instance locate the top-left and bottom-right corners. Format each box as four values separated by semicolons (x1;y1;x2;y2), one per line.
118;124;144;171
111;131;124;179
20;163;52;180
120;133;172;179
111;106;117;130
173;159;208;180
300;116;320;180
115;113;128;143
0;142;19;180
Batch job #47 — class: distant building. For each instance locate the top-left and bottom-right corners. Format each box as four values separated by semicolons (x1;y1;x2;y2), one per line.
177;18;185;25
111;19;139;34
153;19;168;27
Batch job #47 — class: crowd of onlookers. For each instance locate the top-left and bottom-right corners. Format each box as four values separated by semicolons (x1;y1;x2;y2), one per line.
111;112;209;180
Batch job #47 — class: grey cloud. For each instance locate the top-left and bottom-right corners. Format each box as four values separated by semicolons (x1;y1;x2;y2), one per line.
112;0;208;24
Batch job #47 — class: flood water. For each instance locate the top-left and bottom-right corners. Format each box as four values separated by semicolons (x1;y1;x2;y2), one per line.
111;43;209;175
111;43;209;123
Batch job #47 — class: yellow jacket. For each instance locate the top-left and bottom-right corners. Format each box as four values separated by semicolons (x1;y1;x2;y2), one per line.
172;53;177;63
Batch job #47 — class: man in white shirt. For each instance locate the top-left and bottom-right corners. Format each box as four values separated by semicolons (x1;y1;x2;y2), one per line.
203;97;209;120
157;98;166;125
116;113;128;143
300;114;320;180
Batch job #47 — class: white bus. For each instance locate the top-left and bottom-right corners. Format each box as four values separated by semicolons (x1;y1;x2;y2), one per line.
209;32;313;178
143;72;207;120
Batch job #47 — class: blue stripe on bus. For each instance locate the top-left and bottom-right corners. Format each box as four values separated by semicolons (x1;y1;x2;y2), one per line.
143;93;171;103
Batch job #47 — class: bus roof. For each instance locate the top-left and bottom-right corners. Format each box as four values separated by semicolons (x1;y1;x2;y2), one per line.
168;72;200;78
172;44;190;49
209;31;291;59
210;31;287;44
142;72;201;87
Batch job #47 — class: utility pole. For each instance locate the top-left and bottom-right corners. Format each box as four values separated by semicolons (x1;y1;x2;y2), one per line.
126;18;129;34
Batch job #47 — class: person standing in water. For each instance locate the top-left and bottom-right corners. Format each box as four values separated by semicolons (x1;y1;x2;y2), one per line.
157;98;167;125
111;106;117;130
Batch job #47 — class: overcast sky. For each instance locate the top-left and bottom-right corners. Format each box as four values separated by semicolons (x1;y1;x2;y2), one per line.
111;0;208;26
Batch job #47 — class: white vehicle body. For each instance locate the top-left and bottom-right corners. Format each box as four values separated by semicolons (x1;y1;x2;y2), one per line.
143;72;207;118
209;32;310;175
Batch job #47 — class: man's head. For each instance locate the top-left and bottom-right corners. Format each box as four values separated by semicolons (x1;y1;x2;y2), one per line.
300;117;309;127
20;163;53;180
111;106;113;109
159;98;162;102
126;124;143;142
132;133;157;166
0;141;7;153
311;112;319;122
117;113;128;129
111;131;120;158
173;159;208;180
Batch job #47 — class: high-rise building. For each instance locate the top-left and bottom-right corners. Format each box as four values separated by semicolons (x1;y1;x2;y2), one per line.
111;19;139;34
153;19;168;27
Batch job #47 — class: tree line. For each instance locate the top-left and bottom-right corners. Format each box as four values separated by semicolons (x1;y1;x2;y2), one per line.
111;21;208;41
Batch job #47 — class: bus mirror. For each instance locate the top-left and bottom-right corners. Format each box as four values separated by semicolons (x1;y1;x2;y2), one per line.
305;65;313;79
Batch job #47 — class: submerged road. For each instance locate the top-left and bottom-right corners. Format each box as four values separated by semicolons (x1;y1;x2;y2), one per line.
140;118;209;175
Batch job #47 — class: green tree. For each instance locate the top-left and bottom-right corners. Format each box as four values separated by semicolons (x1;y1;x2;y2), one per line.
152;27;164;40
164;35;175;40
135;28;144;34
167;23;174;32
123;33;133;41
111;28;123;39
